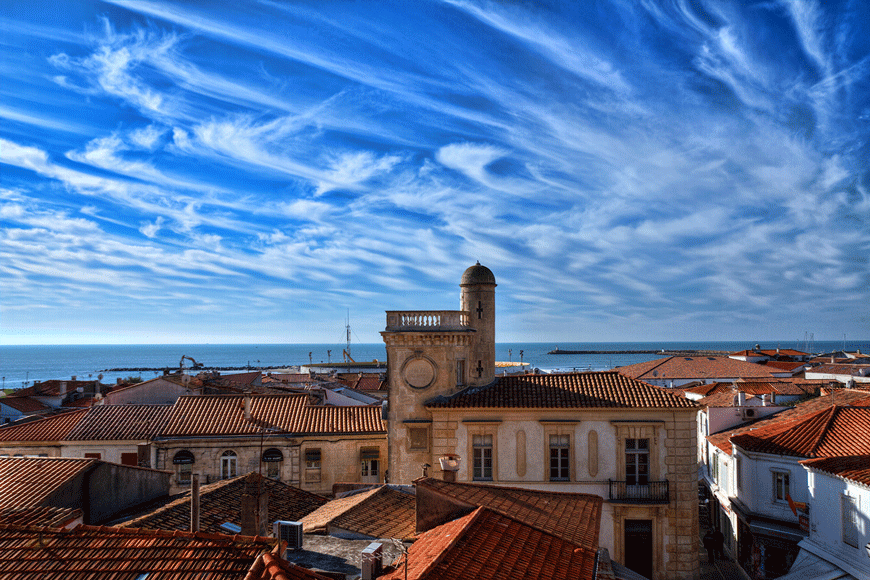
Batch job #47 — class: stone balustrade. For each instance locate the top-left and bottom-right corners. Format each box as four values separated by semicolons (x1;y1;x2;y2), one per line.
385;310;470;331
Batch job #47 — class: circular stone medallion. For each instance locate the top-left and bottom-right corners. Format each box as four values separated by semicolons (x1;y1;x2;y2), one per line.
404;357;436;389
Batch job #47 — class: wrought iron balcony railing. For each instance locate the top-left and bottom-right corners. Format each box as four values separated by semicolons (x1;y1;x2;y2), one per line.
608;479;670;504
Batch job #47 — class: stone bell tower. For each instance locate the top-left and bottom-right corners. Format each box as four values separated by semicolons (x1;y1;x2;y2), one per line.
381;262;497;483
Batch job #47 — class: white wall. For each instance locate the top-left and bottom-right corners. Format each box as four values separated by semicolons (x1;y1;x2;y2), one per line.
803;467;870;579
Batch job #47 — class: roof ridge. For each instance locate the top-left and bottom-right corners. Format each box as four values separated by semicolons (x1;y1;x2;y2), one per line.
806;406;838;457
409;507;485;580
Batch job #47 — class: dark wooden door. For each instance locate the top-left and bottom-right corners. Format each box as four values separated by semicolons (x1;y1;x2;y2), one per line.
625;519;653;579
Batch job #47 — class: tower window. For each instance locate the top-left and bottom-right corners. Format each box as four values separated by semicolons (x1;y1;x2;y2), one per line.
476;301;484;319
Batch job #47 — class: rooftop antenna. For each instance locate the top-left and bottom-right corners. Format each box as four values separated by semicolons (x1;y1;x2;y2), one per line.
346;309;351;362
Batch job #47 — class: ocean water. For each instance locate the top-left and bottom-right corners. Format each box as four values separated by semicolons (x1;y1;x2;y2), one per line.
1;340;865;391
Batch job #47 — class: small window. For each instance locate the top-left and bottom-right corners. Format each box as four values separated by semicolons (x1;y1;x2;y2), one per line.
84;453;101;460
456;360;465;386
361;448;380;479
305;449;321;483
549;434;570;481
263;448;283;479
410;427;428;451
305;449;321;469
842;495;859;548
220;450;237;480
473;434;493;480
735;455;742;492
773;471;789;502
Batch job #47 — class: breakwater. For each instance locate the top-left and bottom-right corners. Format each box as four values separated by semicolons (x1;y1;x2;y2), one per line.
548;349;729;356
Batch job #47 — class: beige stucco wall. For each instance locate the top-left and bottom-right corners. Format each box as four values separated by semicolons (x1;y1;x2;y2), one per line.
156;434;387;496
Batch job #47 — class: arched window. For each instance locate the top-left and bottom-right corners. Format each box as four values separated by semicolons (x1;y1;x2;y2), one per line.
220;450;237;480
173;450;195;484
262;448;283;479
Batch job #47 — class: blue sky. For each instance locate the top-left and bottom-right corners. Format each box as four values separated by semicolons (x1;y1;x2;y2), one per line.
1;1;868;345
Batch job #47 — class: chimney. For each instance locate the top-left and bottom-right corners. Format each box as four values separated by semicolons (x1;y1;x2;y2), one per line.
439;454;461;483
737;392;746;407
244;392;252;421
59;381;67;395
241;478;268;537
190;473;200;532
71;375;76;381
117;378;123;385
360;542;383;580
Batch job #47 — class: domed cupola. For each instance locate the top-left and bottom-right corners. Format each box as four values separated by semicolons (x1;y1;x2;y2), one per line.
460;261;496;286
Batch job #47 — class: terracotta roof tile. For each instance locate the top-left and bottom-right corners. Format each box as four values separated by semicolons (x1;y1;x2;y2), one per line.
119;472;327;534
379;507;597;580
0;457;97;508
0;507;81;528
0;409;87;442
245;552;334;580
413;477;602;550
0;523;277;579
683;382;733;397
706;389;870;453
354;376;385;391
758;361;807;371
162;394;386;436
426;371;695;409
618;356;777;380
65;404;173;440
0;396;51;413
300;486;415;539
730;407;870;458
800;455;870;487
12;380;101;398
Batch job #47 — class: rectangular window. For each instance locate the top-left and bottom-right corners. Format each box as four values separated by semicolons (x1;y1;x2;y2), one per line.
121;452;139;466
305;449;321;483
473;434;493;480
735;455;742;492
305;449;321;469
84;453;101;459
361;447;379;479
773;471;789;502
410;427;428;451
842;495;859;548
456;360;465;386
266;461;280;479
712;452;719;483
549;434;570;481
626;438;649;485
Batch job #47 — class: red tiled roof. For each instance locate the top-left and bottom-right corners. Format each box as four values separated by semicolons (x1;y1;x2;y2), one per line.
300;486;415;539
736;380;814;396
800;455;870;487
0;523;278;579
697;392;761;408
729;350;767;357
807;363;870;376
354;375;385;391
119;472;327;534
618;356;777;380
246;552;334;580
161;394;386;436
0;396;51;413
758;361;807;371
379;507;597;580
414;477;602;550
758;349;808;357
65;404;172;440
62;397;98;408
0;507;81;528
706;389;870;453
426;371;695;409
0;409;87;442
730;407;870;458
13;380;100;398
0;457;97;508
221;371;262;386
683;382;732;397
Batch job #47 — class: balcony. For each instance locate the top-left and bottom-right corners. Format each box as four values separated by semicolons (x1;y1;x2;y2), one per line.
385;310;471;331
608;479;670;504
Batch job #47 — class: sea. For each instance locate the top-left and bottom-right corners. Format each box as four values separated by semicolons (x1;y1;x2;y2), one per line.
1;340;866;391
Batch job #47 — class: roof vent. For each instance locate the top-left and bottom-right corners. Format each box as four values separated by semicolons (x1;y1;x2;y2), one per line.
273;520;303;555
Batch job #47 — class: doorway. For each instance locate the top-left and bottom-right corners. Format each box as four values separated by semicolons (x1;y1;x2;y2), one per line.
624;519;653;579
